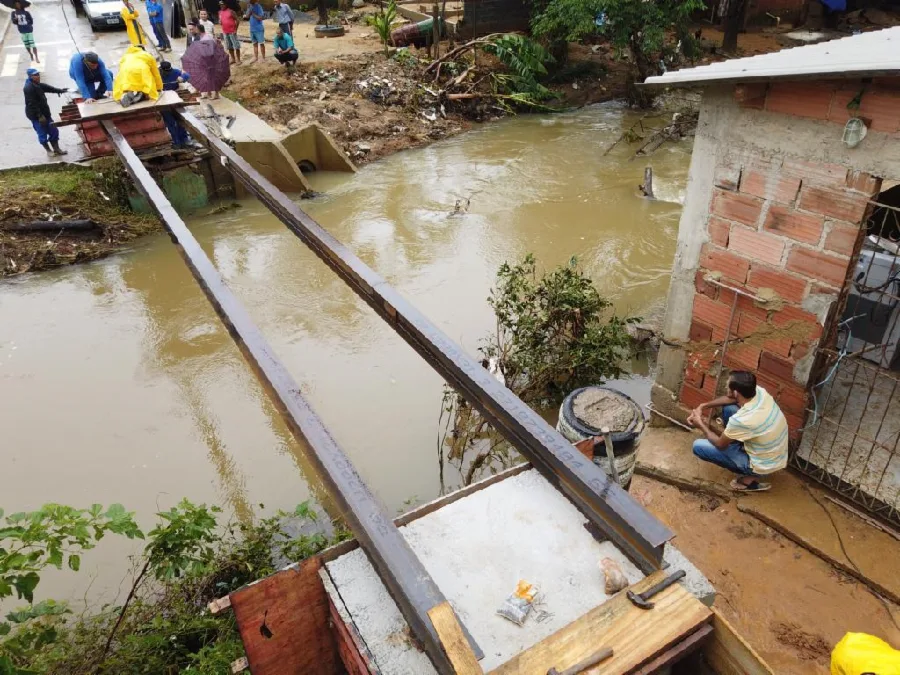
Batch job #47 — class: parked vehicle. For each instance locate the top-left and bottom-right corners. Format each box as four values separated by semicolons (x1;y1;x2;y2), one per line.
83;0;125;30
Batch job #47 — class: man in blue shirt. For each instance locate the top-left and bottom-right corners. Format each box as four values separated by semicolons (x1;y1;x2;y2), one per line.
244;0;266;62
273;25;297;68
158;61;192;148
145;0;172;52
272;0;294;36
12;1;38;64
68;51;114;102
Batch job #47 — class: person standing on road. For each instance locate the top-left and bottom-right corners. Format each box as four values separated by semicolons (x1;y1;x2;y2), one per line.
23;68;68;156
687;370;789;493
146;0;172;52
68;51;114;102
244;0;266;62
218;0;241;64
272;0;294;36
13;2;39;63
121;0;145;48
272;25;297;68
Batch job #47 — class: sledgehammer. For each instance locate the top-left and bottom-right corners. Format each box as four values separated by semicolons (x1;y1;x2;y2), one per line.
627;569;686;610
547;646;614;675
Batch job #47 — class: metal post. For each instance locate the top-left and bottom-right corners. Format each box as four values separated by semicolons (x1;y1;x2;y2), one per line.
178;110;674;573
100;120;479;674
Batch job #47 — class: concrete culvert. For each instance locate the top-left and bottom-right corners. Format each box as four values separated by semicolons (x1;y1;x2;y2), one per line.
556;386;645;490
297;159;317;174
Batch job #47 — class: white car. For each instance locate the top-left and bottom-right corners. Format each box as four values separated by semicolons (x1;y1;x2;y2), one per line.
82;0;125;30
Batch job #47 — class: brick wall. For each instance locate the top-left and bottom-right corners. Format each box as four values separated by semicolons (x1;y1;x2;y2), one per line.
677;87;887;435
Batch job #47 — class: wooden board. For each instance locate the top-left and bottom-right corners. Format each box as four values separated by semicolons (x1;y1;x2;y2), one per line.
229;556;340;675
705;608;773;675
489;571;712;675
428;602;483;675
56;91;196;127
631;623;713;674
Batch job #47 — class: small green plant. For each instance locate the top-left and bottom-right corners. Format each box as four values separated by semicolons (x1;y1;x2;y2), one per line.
371;0;398;56
484;34;555;104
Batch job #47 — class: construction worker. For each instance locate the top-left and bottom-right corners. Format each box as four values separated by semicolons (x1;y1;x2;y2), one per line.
23;68;68;156
121;0;145;48
159;61;192;148
68;51;114;103
113;45;163;105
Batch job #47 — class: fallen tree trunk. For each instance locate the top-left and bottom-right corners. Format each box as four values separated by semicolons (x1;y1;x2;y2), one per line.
3;219;99;232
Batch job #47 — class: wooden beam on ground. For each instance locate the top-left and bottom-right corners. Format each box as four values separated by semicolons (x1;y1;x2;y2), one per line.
489;571;712;675
634;462;732;501
178;109;674;575
428;602;483;675
705;607;774;675
630;623;713;674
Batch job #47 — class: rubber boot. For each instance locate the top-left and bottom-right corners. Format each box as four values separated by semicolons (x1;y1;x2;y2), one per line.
51;141;68;156
41;142;54;155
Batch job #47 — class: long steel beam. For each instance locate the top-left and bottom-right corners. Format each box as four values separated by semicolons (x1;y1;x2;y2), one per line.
101;120;479;674
179;111;674;572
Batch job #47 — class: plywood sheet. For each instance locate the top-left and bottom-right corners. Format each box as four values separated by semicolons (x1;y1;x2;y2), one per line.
60;91;194;126
489;571;712;675
428;602;483;675
230;556;340;675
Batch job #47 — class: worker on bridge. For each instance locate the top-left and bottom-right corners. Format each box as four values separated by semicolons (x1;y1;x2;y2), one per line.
113;45;163;106
687;370;789;493
159;61;194;149
68;51;113;103
23;68;68;157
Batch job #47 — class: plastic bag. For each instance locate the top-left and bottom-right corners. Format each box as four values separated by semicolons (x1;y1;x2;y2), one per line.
497;580;538;626
831;632;900;675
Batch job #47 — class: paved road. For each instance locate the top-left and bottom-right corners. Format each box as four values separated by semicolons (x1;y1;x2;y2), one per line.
0;0;149;168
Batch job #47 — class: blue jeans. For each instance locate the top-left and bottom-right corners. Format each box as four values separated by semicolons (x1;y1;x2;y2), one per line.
151;21;170;49
692;405;757;476
32;119;60;145
162;111;189;146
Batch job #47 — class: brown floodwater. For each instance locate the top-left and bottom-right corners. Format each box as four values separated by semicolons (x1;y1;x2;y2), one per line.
0;103;690;603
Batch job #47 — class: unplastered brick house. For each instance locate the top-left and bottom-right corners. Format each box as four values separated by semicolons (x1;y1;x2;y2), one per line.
644;28;900;523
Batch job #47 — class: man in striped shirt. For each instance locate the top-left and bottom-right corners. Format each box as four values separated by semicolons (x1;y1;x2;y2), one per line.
687;371;789;492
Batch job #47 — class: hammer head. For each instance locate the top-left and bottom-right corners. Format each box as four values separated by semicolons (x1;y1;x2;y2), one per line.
627;589;653;610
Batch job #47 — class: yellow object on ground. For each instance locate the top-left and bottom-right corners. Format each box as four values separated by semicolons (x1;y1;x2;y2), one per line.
831;632;900;675
121;6;144;47
113;46;163;101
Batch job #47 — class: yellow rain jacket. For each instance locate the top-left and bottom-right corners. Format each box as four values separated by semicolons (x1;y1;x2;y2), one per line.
113;46;163;101
120;4;144;47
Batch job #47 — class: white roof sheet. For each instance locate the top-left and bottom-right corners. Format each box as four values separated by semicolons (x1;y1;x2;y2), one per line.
644;27;900;87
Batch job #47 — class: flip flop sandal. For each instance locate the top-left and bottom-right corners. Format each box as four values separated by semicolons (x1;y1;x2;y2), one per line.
730;478;771;493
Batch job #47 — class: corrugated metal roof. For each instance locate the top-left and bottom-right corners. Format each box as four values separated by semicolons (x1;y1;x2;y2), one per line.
643;27;900;87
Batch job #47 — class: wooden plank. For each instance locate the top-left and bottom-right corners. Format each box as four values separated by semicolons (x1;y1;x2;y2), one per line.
56;91;196;127
229;556;340;675
489;571;712;675
705;607;773;675
630;623;713;674
428;602;483;675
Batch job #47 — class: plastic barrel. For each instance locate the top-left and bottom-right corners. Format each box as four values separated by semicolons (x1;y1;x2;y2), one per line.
390;18;440;47
556;386;645;490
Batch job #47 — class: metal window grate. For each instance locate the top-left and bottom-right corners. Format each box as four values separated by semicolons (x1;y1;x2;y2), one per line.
792;196;900;526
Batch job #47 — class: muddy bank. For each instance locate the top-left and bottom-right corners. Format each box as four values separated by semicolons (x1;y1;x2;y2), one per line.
224;44;629;164
0;163;159;277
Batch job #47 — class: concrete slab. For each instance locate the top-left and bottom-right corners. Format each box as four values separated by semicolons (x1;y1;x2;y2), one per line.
325;468;714;673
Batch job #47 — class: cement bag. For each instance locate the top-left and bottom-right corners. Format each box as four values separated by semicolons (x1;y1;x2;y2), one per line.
831;632;900;675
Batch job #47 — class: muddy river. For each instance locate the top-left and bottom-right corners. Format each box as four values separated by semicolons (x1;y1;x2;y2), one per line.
1;103;690;601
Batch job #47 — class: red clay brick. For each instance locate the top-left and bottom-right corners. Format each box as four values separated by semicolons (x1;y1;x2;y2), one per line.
689;320;713;342
708;216;731;247
782;159;848;187
684;365;705;388
714;164;741;191
759;351;795;382
755;371;784;396
846;171;881;196
748;264;808;303
695;270;718;299
799;185;870;223
734;83;767;108
711;189;764;227
790;342;810;360
766;82;834;120
771;305;823;340
736;311;792;357
737;312;763;338
694;294;735;332
785;412;806;437
680;383;709;410
700;244;750;283
724;343;762;371
763;205;824;244
764;336;794;359
728;226;785;266
823;222;862;256
829;89;900;133
786;247;851;287
740;171;801;204
718;289;771;321
778;384;809;416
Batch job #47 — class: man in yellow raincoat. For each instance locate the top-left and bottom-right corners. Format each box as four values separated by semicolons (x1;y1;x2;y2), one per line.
120;0;145;48
113;45;162;103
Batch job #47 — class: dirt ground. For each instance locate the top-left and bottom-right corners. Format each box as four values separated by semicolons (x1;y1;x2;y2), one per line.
630;475;900;673
0;163;159;277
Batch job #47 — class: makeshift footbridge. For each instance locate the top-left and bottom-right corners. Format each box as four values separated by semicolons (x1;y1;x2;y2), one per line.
97;103;769;674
